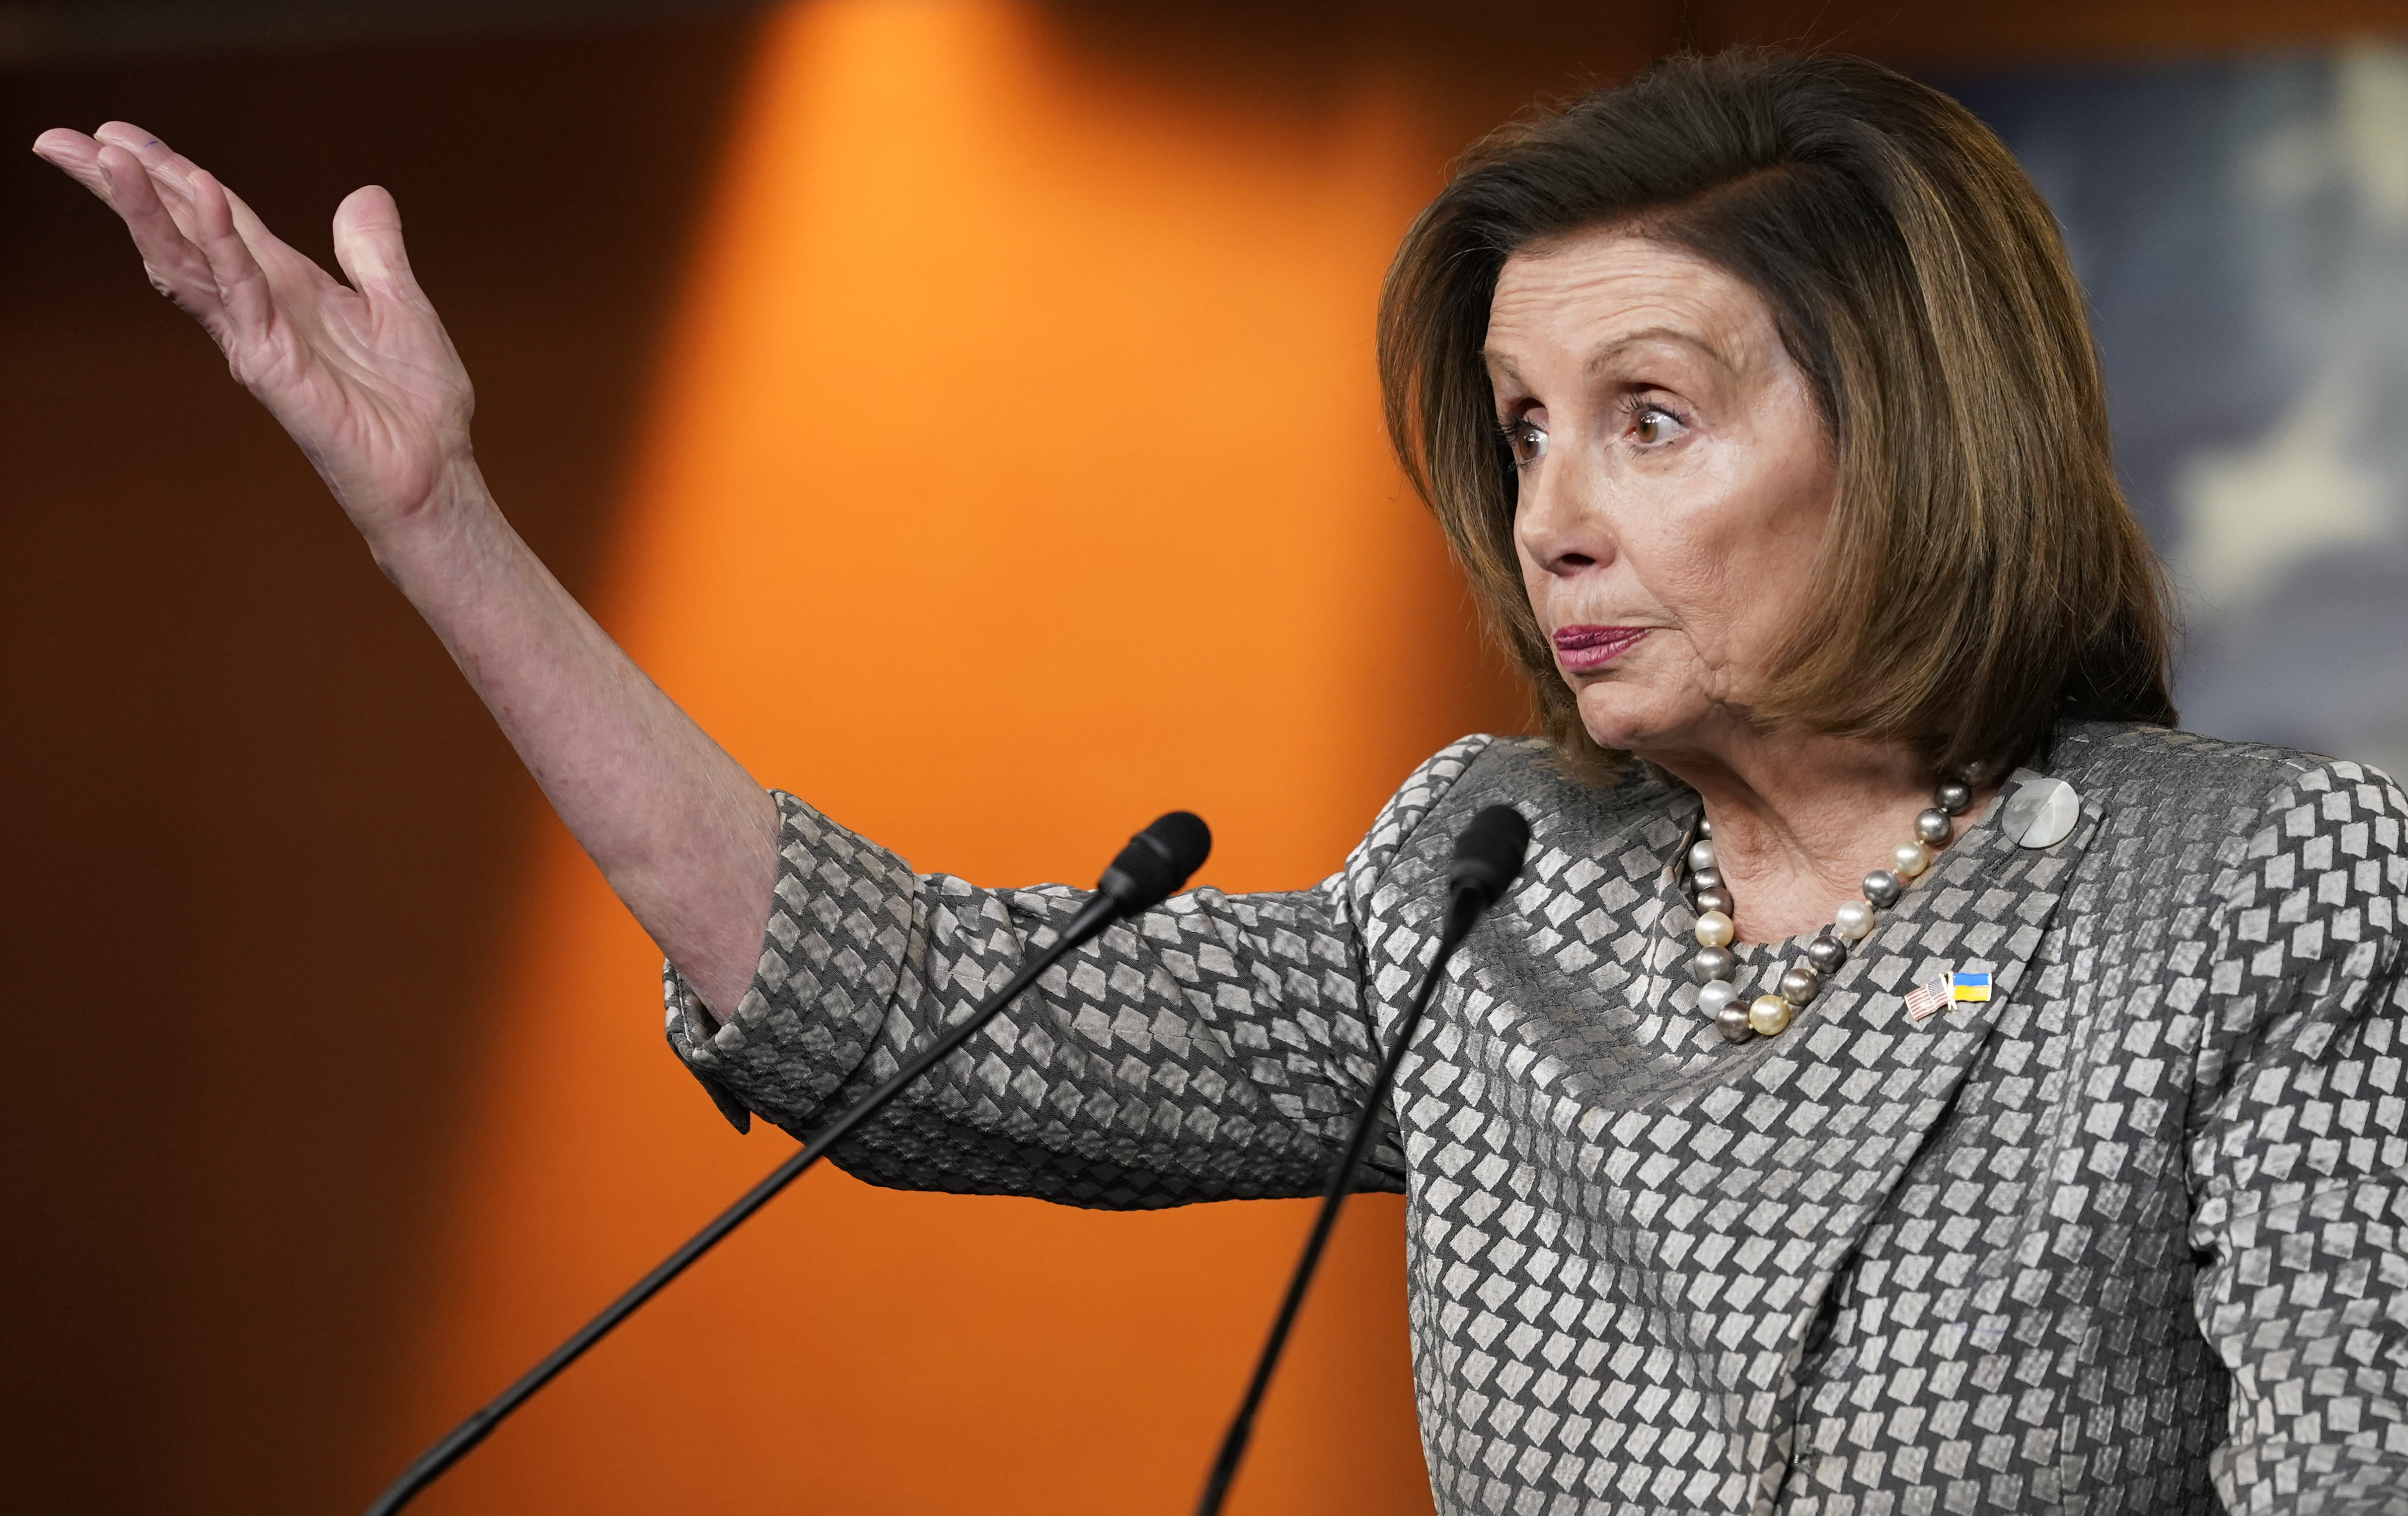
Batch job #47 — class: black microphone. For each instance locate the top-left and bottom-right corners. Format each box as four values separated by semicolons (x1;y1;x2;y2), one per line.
1194;804;1530;1516
364;810;1211;1516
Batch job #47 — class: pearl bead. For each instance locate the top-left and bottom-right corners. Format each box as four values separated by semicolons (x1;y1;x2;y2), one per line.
1779;965;1822;1005
1915;807;1954;847
1695;815;1712;837
1716;999;1753;1042
1747;994;1792;1036
1688;839;1718;873
1691;945;1736;983
1861;869;1902;909
1694;886;1734;917
1805;935;1847;974
1698;980;1740;1019
1691;867;1724;892
1936;779;1973;815
1834;900;1877;939
1694;910;1735;948
1890;840;1929;878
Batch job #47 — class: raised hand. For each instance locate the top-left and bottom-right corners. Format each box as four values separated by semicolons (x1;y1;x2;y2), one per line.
35;119;781;1019
33;122;477;542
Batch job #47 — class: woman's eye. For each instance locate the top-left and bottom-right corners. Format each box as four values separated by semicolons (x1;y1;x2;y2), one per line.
1629;404;1686;446
1501;419;1547;466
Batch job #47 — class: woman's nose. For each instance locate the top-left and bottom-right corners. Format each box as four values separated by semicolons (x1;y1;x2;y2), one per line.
1513;453;1613;577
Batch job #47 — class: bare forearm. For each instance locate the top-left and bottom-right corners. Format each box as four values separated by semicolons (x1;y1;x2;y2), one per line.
371;467;777;1021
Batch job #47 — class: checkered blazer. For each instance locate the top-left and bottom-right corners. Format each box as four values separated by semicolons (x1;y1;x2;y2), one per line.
667;722;2408;1515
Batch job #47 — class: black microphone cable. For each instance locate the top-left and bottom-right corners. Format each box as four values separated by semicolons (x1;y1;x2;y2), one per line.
363;810;1211;1516
1193;804;1530;1516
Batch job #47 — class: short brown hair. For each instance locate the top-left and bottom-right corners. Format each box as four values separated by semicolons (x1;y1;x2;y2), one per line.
1378;48;2176;784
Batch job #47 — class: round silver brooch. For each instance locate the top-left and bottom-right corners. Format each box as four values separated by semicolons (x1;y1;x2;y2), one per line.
1998;776;2081;849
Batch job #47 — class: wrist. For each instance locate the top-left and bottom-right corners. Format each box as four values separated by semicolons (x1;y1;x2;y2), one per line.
360;457;507;591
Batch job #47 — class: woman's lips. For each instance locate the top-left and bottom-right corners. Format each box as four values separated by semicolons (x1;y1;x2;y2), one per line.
1552;624;1648;671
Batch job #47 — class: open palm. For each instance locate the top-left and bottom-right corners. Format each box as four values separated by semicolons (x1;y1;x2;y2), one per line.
34;121;475;534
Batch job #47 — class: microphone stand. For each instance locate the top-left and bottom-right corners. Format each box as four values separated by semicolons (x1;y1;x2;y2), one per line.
1193;805;1528;1516
365;812;1208;1516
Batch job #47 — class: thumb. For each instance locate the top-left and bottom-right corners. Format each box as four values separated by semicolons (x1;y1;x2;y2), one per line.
331;184;423;301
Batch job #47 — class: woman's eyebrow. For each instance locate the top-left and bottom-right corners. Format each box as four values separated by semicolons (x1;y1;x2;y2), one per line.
1479;325;1735;394
1584;325;1733;378
1479;349;1528;389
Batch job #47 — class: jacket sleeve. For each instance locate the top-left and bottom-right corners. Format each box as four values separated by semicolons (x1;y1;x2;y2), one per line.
2189;757;2408;1514
661;736;1491;1209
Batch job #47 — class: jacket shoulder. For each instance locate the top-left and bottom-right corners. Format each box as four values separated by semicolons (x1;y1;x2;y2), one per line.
2046;721;2397;808
2047;723;2407;920
1349;736;1686;929
1415;736;1691;870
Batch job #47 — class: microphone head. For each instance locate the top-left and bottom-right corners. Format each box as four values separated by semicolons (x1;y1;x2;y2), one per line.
1446;804;1530;910
1097;811;1212;913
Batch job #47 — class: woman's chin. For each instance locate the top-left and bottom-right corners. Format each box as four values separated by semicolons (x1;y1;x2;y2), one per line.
1574;687;1686;756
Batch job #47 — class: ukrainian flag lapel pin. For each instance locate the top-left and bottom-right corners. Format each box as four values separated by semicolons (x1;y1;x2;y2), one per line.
1904;969;1991;1022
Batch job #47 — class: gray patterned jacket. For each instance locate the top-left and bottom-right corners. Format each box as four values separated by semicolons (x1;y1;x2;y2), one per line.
665;722;2408;1515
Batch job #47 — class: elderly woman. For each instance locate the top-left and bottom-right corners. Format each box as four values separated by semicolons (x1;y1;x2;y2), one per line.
38;48;2408;1516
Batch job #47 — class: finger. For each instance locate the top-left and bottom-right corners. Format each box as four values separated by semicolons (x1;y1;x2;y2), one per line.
213;180;292;264
90;121;214;241
188;169;276;342
92;121;205;195
31;128;116;203
35;132;218;314
90;123;284;258
92;143;225;321
88;125;321;305
331;185;426;302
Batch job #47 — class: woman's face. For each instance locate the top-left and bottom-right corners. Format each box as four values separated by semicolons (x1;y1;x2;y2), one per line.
1486;232;1836;762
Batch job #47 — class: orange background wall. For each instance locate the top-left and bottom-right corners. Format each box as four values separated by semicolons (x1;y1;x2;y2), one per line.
11;3;2408;1514
2;18;765;1515
394;4;1521;1513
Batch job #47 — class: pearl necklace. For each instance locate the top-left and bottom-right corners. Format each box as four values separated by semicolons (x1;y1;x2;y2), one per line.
1683;778;1973;1042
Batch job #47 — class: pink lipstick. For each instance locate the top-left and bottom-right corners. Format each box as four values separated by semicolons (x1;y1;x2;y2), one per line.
1552;625;1648;671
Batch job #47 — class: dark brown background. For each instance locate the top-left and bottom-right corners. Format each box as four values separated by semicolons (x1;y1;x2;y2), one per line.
8;2;2407;1512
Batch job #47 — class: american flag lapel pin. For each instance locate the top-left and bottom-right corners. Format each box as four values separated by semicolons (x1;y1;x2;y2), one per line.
1903;973;1952;1021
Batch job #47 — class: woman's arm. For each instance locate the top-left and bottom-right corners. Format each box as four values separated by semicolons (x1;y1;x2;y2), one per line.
2188;758;2408;1513
370;497;779;1023
670;739;1496;1190
33;123;776;1018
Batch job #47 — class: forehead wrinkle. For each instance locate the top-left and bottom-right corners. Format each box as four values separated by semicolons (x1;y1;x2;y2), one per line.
1491;238;1776;388
1581;324;1738;381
